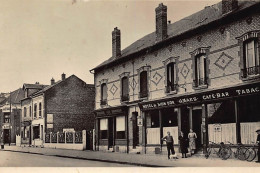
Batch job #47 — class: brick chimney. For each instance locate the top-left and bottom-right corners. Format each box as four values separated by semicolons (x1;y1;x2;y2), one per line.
51;78;55;85
62;73;66;81
112;27;121;58
222;0;238;14
156;3;167;42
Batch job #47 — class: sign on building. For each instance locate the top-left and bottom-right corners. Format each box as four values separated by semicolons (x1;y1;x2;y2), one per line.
137;116;143;126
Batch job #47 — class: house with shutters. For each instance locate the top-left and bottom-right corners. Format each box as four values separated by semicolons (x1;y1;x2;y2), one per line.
90;0;260;154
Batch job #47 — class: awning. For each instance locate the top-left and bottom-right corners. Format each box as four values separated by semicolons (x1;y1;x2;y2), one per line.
94;105;128;118
139;81;260;111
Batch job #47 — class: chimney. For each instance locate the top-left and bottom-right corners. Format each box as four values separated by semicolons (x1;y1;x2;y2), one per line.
62;73;66;81
156;3;167;42
222;0;238;14
51;78;55;85
112;27;121;58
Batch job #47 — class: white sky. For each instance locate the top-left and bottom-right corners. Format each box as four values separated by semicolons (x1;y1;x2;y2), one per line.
0;0;218;92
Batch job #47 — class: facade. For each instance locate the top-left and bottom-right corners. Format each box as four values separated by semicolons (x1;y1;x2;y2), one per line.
20;74;95;149
91;0;260;154
0;88;24;144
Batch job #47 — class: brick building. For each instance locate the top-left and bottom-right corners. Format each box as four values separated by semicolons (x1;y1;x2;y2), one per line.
91;0;260;154
21;74;95;149
0;88;24;144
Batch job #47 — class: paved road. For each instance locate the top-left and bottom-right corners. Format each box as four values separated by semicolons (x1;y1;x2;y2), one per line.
0;151;134;167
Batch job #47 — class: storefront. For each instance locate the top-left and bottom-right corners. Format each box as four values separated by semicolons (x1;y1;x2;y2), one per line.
139;81;260;154
95;106;129;153
21;121;31;145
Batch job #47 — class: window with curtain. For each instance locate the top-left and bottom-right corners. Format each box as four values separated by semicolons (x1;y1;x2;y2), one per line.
121;77;129;101
34;104;37;118
99;118;108;139
24;107;27;117
140;71;148;98
166;62;176;92
101;83;107;105
39;103;42;118
116;116;126;139
195;54;207;86
243;39;259;76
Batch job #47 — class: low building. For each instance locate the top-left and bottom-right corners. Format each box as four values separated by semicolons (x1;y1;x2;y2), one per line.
0;88;24;144
21;74;95;149
91;0;260;154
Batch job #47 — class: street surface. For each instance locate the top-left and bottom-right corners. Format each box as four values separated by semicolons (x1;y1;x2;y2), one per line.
0;151;134;167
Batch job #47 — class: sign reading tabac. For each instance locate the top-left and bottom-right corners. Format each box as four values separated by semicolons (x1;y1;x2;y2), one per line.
139;83;260;111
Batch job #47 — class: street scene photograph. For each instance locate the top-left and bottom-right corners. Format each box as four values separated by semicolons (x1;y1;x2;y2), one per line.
0;0;260;169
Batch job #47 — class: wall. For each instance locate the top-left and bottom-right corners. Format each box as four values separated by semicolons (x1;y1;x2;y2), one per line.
45;75;95;133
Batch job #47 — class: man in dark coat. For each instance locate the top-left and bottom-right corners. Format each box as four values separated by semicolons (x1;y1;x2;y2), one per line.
256;129;260;163
162;131;177;159
179;131;188;158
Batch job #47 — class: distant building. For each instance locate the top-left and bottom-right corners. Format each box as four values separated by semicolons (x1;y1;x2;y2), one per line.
0;88;24;144
21;74;95;149
91;0;260;154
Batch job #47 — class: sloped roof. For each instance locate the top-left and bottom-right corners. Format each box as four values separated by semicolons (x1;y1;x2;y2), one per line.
23;83;48;90
0;88;25;105
91;0;259;71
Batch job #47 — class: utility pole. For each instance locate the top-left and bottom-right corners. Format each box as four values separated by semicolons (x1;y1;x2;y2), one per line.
9;91;11;146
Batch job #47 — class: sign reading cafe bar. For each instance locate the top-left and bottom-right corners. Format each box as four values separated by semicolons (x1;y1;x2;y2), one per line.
139;82;260;111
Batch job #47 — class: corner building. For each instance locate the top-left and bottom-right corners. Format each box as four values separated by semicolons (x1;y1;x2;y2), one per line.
91;0;260;154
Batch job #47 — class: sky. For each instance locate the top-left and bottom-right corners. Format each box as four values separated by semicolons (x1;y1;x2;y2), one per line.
0;0;218;92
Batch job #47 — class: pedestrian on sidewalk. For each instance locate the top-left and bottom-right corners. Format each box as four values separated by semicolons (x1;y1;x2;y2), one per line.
256;129;260;163
179;131;188;158
162;131;177;160
188;129;197;155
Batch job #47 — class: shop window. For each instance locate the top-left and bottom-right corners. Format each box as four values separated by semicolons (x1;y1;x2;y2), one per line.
242;39;260;77
33;126;40;139
101;83;107;106
39;103;42;118
162;109;178;127
116;116;126;139
24;107;27;117
166;62;177;93
34;104;37;118
207;100;236;144
146;110;160;144
121;77;129;102
239;95;260;144
99;118;108;139
139;71;148;98
194;54;207;87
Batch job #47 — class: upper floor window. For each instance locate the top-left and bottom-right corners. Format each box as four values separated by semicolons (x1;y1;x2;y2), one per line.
243;39;259;77
166;62;177;93
101;83;107;106
29;106;32;117
4;114;10;123
121;77;129;102
39;103;42;118
140;71;148;98
190;47;210;89
34;104;37;118
24;107;27;117
237;31;260;79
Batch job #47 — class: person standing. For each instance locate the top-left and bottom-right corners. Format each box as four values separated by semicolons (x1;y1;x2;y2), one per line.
162;131;177;159
256;129;260;163
188;129;197;155
179;131;188;158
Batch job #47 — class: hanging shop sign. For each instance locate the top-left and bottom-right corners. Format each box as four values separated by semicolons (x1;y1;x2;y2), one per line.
137;116;143;126
139;82;260;111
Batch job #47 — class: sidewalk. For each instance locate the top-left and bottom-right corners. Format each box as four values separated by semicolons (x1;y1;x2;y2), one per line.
1;145;260;167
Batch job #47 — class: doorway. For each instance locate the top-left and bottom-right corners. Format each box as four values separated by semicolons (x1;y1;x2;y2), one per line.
4;129;10;144
132;112;139;149
180;107;189;137
108;117;114;149
192;109;202;150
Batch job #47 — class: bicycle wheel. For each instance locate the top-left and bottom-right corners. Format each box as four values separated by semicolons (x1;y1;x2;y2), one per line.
237;147;247;160
205;147;211;159
245;148;256;162
220;147;232;160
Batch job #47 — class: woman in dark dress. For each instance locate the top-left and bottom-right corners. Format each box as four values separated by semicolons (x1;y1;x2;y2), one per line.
179;131;188;158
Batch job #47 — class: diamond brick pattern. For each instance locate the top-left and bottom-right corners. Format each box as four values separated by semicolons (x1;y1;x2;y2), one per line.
180;63;189;79
109;83;118;95
130;78;137;90
151;71;163;86
214;52;234;70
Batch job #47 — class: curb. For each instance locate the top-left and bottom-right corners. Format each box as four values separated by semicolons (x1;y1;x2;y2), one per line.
1;149;167;167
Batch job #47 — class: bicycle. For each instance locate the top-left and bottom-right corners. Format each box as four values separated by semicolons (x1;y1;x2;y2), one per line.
244;142;257;162
205;141;232;160
227;142;247;161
